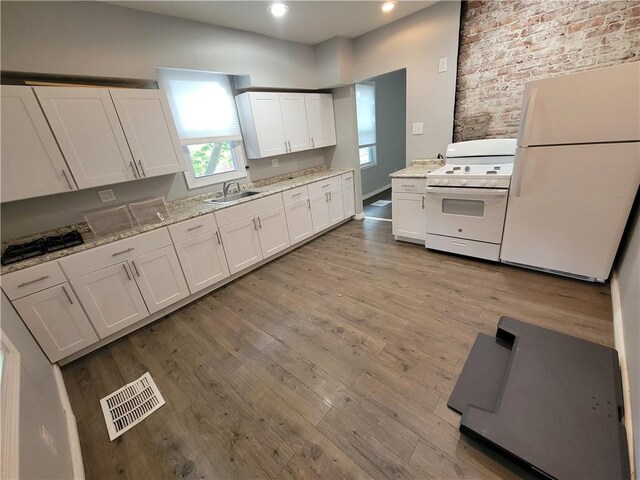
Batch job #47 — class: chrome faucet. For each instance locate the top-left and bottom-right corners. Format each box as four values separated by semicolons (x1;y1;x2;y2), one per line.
222;181;240;196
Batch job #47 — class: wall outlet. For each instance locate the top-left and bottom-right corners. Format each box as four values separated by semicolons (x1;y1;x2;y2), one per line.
98;189;116;202
272;158;279;167
438;57;448;73
412;122;424;135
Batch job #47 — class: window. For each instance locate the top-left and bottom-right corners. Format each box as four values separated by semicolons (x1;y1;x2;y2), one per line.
157;68;247;189
356;83;377;169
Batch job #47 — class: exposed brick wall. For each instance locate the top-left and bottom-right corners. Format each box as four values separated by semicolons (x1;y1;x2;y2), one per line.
454;1;640;141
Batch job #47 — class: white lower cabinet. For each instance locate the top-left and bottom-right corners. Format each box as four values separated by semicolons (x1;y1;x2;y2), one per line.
129;245;189;314
342;173;355;218
309;176;344;233
285;198;314;244
71;262;148;339
310;192;331;233
257;207;290;257
13;283;98;362
219;217;263;275
392;192;426;241
328;187;344;226
175;230;230;294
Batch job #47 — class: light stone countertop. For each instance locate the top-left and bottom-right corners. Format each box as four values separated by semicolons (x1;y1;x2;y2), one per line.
389;158;445;178
1;167;353;275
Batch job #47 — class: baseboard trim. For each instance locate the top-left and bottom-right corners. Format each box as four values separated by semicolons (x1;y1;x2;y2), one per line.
611;272;636;479
354;212;365;221
53;366;85;480
362;183;391;200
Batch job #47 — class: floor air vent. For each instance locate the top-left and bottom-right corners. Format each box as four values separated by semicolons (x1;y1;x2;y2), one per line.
100;372;165;441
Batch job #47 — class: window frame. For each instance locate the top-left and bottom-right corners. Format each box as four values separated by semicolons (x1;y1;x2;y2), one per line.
182;139;248;190
359;144;377;170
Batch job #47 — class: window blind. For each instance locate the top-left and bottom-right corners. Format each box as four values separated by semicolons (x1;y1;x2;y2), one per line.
157;68;242;143
356;83;376;147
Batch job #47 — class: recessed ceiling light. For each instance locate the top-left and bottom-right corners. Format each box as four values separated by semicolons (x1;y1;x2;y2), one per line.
268;3;289;17
381;1;397;13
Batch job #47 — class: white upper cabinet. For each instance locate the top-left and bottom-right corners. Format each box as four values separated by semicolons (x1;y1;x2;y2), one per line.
110;89;185;178
305;94;336;149
34;87;137;189
237;92;287;158
279;93;310;153
1;86;77;203
236;91;335;159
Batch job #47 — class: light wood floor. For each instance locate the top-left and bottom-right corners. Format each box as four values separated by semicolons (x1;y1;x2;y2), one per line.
63;219;613;480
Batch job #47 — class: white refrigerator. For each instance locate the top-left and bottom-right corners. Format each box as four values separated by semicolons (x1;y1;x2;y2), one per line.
501;62;640;282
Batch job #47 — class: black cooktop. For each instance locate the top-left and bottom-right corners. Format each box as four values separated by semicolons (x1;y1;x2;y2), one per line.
1;230;84;266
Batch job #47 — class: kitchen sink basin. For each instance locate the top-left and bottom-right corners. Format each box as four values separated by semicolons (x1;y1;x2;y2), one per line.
202;191;261;204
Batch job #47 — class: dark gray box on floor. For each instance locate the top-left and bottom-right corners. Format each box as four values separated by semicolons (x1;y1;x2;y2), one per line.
449;316;630;480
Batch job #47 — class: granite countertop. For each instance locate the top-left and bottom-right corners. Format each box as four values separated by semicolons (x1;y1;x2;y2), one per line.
1;167;353;275
389;158;445;178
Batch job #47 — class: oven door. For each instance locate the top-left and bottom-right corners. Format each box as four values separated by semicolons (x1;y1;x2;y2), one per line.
425;187;508;244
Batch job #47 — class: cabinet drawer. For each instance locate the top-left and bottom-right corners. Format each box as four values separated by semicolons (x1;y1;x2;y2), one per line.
2;260;66;300
308;176;341;197
59;228;172;279
168;213;218;243
282;185;309;205
214;193;284;227
341;172;354;184
392;178;427;194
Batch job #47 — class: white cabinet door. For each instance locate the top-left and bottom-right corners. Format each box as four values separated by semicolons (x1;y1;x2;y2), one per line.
305;93;336;148
1;86;76;203
13;283;98;362
285;198;314;245
248;92;287;157
310;192;330;234
257;207;290;258
110;89;185;178
280;93;310;153
342;175;355;218
328;187;344;226
392;193;425;240
71;262;148;338
34;87;136;188
175;230;230;294
219;217;263;275
129;245;189;314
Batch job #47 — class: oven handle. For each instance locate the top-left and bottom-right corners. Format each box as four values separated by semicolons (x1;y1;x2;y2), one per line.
426;187;508;197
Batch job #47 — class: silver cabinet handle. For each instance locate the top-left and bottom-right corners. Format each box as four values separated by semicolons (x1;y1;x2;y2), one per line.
307;198;311;209
252;218;258;230
422;196;425;209
329;191;332;202
122;264;132;281
215;231;222;245
17;275;50;288
137;160;146;177
131;260;140;277
292;192;302;197
311;137;315;148
257;216;262;229
322;183;331;188
325;192;329;203
129;161;139;179
112;247;135;257
61;170;73;190
284;141;288;153
61;285;74;304
187;224;203;232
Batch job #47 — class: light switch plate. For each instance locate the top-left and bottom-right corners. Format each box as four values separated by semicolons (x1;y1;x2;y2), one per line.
412;123;424;135
272;158;279;167
98;189;116;202
438;57;448;73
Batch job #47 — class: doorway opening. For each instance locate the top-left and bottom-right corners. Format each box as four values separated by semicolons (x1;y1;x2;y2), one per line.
355;68;406;222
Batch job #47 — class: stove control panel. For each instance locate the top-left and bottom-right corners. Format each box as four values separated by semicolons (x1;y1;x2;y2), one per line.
427;176;511;188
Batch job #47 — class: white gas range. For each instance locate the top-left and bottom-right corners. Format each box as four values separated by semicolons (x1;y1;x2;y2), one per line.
425;139;516;261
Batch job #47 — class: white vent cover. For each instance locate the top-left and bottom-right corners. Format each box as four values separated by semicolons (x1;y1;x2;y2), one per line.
100;372;165;441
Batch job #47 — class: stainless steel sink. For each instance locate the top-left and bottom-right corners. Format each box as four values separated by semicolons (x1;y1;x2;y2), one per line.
202;191;261;204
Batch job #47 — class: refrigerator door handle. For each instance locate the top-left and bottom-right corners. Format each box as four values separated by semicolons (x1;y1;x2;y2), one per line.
511;148;528;198
517;88;538;148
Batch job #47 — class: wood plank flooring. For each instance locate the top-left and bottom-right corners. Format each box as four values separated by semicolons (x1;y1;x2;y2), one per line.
62;219;613;480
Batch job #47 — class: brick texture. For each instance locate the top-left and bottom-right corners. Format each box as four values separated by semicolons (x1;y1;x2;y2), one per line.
453;1;640;141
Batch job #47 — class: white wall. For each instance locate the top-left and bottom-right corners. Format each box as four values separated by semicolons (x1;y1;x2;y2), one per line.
0;1;316;89
315;36;354;89
1;293;74;479
614;204;640;475
352;1;461;163
361;69;407;197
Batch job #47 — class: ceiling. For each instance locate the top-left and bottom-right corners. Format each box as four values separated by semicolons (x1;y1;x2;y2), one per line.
107;1;437;45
